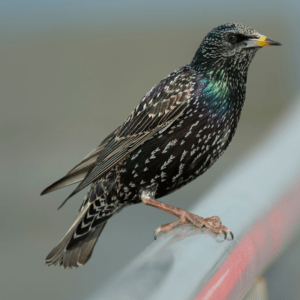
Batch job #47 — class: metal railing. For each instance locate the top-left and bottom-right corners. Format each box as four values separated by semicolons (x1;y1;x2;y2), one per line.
89;98;300;300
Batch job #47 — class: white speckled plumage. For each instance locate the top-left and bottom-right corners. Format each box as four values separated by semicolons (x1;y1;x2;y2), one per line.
41;23;281;268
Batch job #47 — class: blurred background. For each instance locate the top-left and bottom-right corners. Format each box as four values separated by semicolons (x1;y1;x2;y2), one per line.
1;1;299;299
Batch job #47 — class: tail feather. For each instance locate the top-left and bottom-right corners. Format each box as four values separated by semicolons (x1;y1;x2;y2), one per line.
45;222;107;268
45;204;108;268
77;224;105;266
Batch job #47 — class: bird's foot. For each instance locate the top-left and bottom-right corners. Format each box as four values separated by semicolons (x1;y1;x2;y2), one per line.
140;194;233;240
154;210;233;240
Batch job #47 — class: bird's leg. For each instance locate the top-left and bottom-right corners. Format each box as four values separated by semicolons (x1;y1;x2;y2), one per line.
141;196;233;240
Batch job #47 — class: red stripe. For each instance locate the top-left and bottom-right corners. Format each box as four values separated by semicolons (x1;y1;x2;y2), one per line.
195;180;300;300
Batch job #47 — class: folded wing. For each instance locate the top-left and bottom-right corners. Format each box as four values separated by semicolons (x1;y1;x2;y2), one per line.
41;69;196;204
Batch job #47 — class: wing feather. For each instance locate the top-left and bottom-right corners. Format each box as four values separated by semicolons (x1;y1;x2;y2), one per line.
41;68;197;202
66;70;195;199
41;128;119;195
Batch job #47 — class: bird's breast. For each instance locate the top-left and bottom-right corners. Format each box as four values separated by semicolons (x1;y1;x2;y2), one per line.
118;106;238;201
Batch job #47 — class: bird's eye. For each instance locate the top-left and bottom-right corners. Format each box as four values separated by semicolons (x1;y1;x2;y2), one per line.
227;34;237;44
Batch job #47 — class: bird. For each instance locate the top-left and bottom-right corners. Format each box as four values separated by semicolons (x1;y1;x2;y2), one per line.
41;23;281;268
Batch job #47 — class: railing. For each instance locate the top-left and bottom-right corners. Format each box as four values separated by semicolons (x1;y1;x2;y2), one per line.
89;98;300;300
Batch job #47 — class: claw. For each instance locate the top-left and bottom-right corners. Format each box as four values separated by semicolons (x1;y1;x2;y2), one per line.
154;227;161;240
222;230;227;239
230;231;234;240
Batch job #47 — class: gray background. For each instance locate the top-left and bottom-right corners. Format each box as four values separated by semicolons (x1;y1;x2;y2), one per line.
0;1;299;299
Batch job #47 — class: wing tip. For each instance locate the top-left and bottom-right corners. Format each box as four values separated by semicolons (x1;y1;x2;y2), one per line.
40;187;50;196
57;189;79;210
40;176;83;198
40;180;62;197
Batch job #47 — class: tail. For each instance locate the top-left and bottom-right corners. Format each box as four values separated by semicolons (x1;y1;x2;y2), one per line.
45;205;108;268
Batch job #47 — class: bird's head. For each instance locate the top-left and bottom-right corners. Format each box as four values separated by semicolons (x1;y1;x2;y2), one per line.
192;23;281;77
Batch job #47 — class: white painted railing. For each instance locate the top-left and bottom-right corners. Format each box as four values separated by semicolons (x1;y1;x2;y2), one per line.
89;98;300;300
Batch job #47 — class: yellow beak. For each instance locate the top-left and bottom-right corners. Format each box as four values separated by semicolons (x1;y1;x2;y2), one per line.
246;35;282;48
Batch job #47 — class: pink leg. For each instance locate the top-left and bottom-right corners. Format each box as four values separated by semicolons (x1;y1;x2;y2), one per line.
141;196;233;240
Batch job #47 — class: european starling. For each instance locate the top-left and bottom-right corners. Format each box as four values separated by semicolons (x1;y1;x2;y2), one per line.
41;23;281;268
